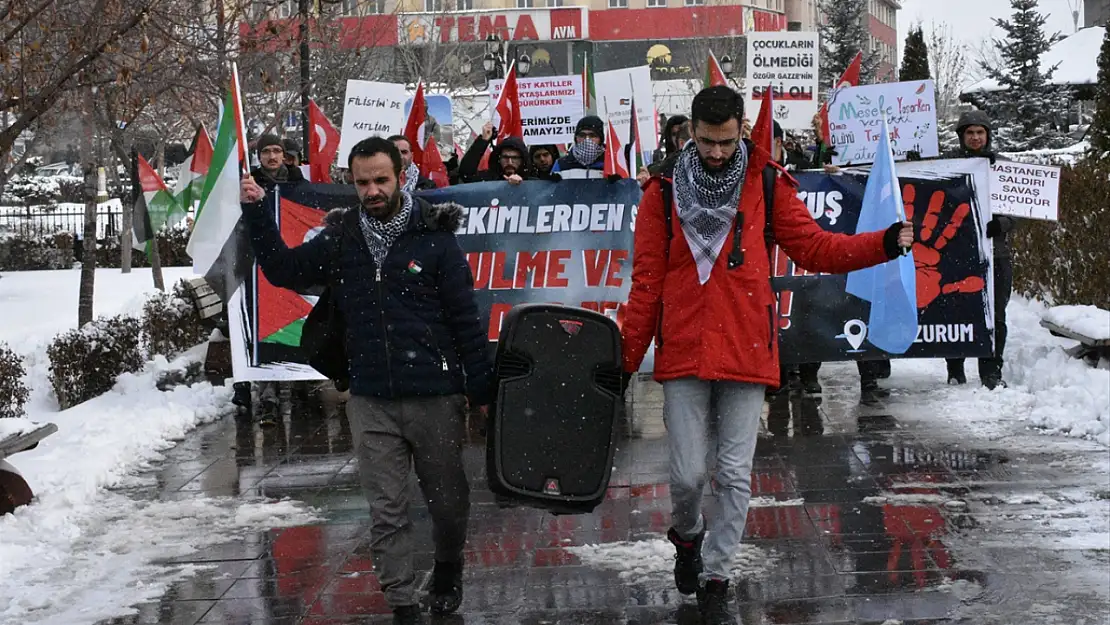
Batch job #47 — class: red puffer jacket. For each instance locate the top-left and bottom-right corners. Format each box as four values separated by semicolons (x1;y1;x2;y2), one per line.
622;144;895;387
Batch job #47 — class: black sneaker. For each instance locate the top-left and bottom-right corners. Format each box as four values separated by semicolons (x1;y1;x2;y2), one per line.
667;527;704;595
429;560;463;614
947;362;967;385
696;579;736;625
393;605;422;625
800;377;822;395
860;381;890;405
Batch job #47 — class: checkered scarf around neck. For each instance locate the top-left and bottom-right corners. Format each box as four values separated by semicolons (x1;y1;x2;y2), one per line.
401;162;420;193
359;191;413;267
672;138;749;285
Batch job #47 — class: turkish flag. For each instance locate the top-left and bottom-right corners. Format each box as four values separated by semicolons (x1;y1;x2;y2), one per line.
603;120;627;179
308;99;340;183
819;51;862;145
403;82;427;171
422;136;449;188
494;62;523;142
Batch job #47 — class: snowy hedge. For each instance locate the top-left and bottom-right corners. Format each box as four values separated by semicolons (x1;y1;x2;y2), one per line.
0;227;190;271
142;280;209;359
1012;159;1110;309
47;315;144;409
0;343;30;419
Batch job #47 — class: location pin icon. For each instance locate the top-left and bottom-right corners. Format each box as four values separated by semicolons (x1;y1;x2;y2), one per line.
842;320;867;351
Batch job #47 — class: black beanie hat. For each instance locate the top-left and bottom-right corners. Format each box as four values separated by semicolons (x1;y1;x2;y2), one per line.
257;133;283;156
575;115;605;142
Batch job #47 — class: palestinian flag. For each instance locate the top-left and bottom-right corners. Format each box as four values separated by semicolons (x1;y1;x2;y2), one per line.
625;95;645;175
187;63;247;281
132;154;179;255
240;183;355;368
173;124;213;221
705;50;728;89
582;52;596;115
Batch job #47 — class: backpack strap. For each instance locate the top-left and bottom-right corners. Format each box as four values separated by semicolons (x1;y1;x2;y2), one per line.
761;164;777;261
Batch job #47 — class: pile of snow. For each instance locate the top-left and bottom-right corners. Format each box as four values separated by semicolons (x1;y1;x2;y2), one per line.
566;539;778;586
1002;141;1091;166
1042;305;1110;341
0;268;320;624
0;350;321;625
862;297;1110;447
0;417;41;440
963;26;1104;93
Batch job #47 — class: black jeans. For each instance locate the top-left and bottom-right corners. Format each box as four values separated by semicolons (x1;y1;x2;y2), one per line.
947;254;1013;382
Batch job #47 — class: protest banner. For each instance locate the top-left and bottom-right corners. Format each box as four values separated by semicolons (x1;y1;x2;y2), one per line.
989;161;1060;221
489;75;583;145
595;66;659;158
827;80;939;166
745;32;819;131
225;160;993;381
336;80;407;166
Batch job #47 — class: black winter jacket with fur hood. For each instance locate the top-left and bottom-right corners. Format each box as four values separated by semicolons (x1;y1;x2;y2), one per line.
242;195;495;404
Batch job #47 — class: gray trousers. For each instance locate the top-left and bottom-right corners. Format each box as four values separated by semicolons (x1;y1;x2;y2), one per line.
346;394;471;608
663;378;766;583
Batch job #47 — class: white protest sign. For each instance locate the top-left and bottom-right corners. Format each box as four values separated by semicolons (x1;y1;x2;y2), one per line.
745;32;819;131
827;80;939;165
595;66;659;158
489;75;583;145
336;80;407;167
990;161;1060;221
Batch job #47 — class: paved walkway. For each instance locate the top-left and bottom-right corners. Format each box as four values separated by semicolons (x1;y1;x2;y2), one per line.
97;371;1110;625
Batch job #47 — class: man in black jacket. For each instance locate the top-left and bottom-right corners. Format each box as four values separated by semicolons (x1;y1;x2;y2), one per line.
253;134;305;188
457;122;530;184
388;134;438;192
942;110;1015;389
240;137;494;625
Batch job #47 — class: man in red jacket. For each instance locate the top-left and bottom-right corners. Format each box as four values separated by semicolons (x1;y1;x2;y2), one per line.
621;86;913;625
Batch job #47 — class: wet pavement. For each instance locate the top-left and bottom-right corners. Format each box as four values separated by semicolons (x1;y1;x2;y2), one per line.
97;370;1110;625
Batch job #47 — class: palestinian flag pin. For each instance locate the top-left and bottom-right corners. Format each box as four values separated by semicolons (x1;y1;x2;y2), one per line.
407;260;423;274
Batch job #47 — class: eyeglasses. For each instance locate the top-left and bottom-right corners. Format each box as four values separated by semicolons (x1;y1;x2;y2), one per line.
500;154;523;163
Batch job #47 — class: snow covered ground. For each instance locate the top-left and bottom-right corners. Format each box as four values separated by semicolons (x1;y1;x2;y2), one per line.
0;268;320;625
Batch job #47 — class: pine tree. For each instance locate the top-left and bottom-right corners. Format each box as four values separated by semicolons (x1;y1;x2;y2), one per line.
975;0;1070;150
899;25;931;81
818;0;881;86
1089;26;1110;160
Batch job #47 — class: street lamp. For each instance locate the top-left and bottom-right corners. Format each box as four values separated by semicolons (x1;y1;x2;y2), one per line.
483;52;497;76
720;54;734;77
459;56;473;76
517;53;531;77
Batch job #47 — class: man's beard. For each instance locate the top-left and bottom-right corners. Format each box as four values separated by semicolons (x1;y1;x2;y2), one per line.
700;156;730;174
502;164;517;176
362;189;401;220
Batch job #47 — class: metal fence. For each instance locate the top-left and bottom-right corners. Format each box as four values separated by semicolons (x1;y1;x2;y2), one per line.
0;204;124;240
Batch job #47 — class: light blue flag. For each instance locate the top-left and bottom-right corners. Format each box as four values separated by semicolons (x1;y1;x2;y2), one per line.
844;117;919;354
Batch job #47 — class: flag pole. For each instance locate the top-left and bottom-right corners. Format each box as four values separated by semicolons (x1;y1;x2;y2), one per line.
230;62;249;176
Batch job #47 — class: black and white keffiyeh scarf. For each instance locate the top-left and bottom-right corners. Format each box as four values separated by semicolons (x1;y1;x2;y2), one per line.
359;191;413;267
401;162;420;193
672;140;749;285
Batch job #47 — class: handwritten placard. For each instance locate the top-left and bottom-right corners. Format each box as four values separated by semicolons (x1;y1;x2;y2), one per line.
336;80;407;167
990;161;1060;221
745;32;820;131
828;80;939;166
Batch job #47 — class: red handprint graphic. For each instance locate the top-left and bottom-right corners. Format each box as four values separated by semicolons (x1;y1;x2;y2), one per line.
902;184;986;309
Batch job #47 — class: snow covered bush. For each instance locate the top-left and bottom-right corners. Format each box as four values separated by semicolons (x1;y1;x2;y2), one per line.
1012;159;1110;309
142;280;208;359
47;315;144;409
0;234;74;271
0;343;30;419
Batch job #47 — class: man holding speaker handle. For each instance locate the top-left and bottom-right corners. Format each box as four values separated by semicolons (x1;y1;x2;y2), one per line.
620;86;914;625
240;137;494;625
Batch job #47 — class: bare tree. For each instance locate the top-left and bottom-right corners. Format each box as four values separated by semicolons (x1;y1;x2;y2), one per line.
927;22;969;123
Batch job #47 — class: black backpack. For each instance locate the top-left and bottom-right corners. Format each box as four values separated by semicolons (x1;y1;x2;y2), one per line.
660;164;779;266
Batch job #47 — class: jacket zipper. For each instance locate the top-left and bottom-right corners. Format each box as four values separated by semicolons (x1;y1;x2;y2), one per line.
377;264;396;396
426;326;449;372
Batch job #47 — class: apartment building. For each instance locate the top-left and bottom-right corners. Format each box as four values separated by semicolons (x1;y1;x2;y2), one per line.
1087;0;1109;26
783;0;898;79
243;0;788;81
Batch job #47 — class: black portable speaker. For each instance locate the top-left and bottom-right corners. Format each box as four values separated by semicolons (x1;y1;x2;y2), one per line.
487;304;623;515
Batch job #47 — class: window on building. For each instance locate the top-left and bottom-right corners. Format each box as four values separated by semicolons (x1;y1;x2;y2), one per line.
457;0;473;8
683;0;704;6
546;0;563;6
517;0;534;7
608;0;628;7
647;0;666;7
277;0;295;18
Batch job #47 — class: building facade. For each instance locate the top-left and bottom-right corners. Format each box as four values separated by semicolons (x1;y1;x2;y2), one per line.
782;0;899;80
